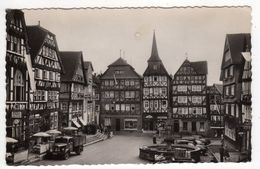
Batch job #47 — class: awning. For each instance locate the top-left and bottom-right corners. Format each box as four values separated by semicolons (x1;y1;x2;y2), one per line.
78;117;87;126
72;119;81;128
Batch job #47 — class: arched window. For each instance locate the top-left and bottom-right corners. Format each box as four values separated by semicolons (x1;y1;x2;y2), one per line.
14;70;25;101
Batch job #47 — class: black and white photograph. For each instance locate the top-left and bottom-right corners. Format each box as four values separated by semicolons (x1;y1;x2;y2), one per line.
1;1;257;167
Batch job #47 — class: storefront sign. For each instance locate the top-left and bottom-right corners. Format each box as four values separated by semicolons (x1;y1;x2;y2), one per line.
12;111;22;118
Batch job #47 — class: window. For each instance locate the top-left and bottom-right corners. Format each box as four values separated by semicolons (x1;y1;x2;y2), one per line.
126;104;130;111
116;104;120;111
225;104;229;114
125;80;129;86
43;70;48;80
178;96;187;103
124;119;138;130
144;101;149;109
230;66;233;76
153;65;157;70
154;76;158;81
154;101;158;109
154;88;159;95
144;88;149;96
104;118;111;126
109;91;114;98
131;104;135;111
49;71;54;81
35;68;41;79
105;104;109;111
162;100;167;108
121;104;125;111
162;88;167;96
183;122;188;131
105;80;109;86
177;85;187;92
231;104;235;116
231;85;235;96
199;122;205;131
14;70;25;101
130;80;135;86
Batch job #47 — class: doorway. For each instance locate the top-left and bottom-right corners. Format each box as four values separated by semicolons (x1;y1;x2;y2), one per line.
174;120;179;133
116;118;120;131
192;121;197;132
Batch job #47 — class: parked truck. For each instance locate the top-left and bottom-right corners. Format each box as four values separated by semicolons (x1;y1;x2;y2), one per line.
47;128;86;160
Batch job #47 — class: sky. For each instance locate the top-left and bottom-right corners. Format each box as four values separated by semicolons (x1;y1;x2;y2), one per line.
23;7;251;85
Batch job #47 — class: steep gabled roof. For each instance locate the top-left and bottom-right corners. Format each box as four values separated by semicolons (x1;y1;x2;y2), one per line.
220;33;251;81
59;51;86;83
101;57;141;79
109;57;128;67
143;32;169;77
26;25;64;73
221;33;251;69
148;32;161;62
214;84;223;94
190;61;208;75
174;59;208;76
26;25;51;60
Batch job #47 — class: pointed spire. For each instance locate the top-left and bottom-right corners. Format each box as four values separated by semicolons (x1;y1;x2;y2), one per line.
148;31;161;62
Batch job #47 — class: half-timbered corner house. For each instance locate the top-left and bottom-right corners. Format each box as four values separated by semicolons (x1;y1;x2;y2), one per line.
26;25;63;134
100;57;142;131
59;51;86;129
207;84;224;137
171;59;208;136
6;9;34;149
220;33;251;152
142;33;171;131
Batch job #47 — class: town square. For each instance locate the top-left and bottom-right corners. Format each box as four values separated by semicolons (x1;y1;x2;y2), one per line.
4;7;251;165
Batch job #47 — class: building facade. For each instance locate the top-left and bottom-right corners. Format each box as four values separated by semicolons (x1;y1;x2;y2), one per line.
83;61;95;125
100;57;142;131
241;49;252;156
6;9;34;149
142;33;171;131
26;25;63;134
220;33;251;152
171;59;209;136
59;51;86;128
207;84;224;137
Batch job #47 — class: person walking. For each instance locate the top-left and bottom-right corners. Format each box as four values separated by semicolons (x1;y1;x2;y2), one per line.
153;134;157;144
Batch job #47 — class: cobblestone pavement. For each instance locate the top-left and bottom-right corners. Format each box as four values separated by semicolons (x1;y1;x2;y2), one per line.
30;134;152;165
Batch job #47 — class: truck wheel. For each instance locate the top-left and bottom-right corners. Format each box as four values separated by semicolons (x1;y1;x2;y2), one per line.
63;152;69;160
76;147;81;155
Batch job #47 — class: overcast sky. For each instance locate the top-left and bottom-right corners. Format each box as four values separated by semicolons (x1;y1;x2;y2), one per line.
23;7;251;85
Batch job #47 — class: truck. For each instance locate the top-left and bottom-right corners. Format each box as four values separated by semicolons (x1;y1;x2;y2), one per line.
47;134;86;160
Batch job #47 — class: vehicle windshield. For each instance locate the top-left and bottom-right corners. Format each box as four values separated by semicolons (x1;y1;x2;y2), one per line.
55;138;68;143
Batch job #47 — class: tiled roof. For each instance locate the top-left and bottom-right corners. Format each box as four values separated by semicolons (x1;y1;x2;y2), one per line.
109;57;129;67
214;84;223;94
220;33;251;80
222;33;251;69
101;57;141;79
190;61;208;75
59;51;85;83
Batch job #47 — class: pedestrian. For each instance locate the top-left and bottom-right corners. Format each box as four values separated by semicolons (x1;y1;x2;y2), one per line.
223;146;230;161
153;134;157;144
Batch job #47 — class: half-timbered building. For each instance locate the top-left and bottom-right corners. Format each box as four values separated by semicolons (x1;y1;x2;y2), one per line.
100;57;142;131
59;51;86;128
142;33;171;131
171;59;208;135
207;84;224;137
83;61;95;125
241;48;252;157
27;25;63;134
220;33;251;152
6;9;34;149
